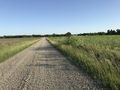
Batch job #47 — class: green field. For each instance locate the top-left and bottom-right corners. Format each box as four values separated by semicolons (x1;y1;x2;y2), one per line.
49;35;120;90
0;38;39;63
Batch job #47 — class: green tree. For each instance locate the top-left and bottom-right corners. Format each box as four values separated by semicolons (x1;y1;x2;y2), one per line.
65;32;72;37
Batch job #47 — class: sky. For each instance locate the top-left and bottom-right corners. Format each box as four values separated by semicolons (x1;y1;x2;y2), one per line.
0;0;120;35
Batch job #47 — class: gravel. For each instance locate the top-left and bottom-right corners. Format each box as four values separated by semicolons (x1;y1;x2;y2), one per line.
0;38;107;90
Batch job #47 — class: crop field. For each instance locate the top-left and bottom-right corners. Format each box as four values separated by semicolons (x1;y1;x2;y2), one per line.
0;38;39;63
49;35;120;90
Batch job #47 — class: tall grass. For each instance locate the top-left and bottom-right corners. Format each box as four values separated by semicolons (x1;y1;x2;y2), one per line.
0;38;39;63
49;35;120;90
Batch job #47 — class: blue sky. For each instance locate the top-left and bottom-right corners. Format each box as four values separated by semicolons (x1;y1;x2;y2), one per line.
0;0;120;35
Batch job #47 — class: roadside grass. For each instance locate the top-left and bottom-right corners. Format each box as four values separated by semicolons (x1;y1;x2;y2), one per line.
0;38;39;63
48;35;120;90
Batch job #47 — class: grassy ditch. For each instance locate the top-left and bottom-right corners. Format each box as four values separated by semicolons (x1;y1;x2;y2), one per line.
0;38;39;63
48;36;120;90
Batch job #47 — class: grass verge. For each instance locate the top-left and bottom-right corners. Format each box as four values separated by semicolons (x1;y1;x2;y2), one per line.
48;36;120;90
0;38;39;63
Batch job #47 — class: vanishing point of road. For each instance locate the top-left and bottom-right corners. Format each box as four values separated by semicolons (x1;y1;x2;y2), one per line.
0;38;106;90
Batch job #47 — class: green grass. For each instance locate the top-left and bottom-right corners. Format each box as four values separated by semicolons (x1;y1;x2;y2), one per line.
0;38;39;63
48;35;120;90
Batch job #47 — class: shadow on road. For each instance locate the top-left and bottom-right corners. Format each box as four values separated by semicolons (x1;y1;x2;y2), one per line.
27;63;78;71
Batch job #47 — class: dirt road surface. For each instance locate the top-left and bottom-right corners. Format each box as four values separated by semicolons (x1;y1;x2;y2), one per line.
0;38;106;90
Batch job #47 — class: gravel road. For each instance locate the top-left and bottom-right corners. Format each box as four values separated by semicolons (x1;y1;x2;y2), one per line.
0;38;107;90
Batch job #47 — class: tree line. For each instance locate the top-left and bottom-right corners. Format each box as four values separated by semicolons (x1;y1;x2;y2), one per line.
0;33;71;38
78;29;120;36
0;35;44;38
0;29;120;38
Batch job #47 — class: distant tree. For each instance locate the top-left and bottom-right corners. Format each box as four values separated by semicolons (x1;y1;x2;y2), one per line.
0;36;3;38
107;29;116;35
52;33;56;37
32;34;42;37
65;32;72;37
112;30;116;35
97;32;106;35
116;29;120;35
107;30;110;35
